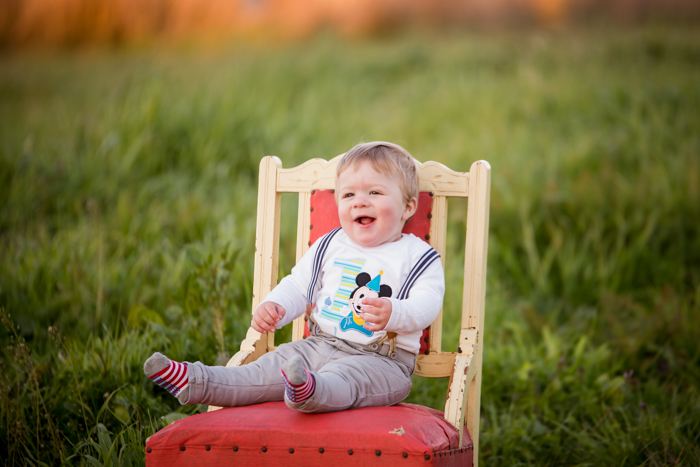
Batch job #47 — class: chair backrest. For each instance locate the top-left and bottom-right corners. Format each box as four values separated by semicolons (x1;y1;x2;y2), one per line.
245;154;490;453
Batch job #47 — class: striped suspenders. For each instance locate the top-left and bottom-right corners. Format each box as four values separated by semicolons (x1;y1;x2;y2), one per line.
397;247;441;299
306;227;342;305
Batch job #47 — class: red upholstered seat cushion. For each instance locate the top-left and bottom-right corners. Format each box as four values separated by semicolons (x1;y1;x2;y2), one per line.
146;401;473;466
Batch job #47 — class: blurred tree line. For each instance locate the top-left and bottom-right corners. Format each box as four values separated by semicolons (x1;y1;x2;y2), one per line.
1;0;699;48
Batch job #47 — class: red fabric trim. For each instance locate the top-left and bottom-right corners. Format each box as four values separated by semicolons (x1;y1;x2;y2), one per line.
309;190;340;246
419;328;431;355
404;191;434;244
146;445;473;467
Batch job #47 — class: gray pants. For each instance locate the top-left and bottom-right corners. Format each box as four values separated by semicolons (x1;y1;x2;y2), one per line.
185;334;416;413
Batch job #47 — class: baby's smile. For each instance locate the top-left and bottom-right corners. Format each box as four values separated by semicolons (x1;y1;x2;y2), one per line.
355;216;375;226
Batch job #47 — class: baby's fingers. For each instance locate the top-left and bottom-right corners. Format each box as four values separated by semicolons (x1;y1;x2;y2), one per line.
360;313;387;331
360;297;385;308
274;304;286;320
358;311;377;324
252;315;273;334
360;304;390;320
254;306;278;333
251;317;267;333
363;321;386;332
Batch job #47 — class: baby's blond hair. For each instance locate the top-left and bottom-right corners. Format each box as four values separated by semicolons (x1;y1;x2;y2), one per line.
336;142;419;204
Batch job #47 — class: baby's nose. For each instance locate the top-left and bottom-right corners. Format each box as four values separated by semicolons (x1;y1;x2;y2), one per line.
352;195;369;207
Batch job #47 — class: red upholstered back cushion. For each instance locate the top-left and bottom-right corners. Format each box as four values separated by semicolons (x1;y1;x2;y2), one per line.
309;190;434;246
306;191;434;353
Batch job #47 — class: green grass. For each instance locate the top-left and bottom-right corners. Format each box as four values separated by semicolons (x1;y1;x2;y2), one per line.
1;26;699;465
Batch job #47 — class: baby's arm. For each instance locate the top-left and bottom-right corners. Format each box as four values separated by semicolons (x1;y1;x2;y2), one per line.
254;233;330;331
257;273;308;332
382;259;445;334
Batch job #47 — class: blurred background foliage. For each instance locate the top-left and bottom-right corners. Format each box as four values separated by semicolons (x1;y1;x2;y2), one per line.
0;4;699;465
2;0;700;47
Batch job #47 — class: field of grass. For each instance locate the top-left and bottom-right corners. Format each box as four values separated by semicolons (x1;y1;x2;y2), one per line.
1;26;699;465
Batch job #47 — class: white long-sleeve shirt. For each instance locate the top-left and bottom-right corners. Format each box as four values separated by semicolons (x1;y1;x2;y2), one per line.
262;229;444;354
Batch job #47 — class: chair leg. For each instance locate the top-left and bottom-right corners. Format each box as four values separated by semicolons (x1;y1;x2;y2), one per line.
466;366;482;466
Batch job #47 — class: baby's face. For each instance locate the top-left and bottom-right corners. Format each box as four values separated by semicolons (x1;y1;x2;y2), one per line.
336;160;417;248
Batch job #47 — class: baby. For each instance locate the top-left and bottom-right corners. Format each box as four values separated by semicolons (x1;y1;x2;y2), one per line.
145;141;444;413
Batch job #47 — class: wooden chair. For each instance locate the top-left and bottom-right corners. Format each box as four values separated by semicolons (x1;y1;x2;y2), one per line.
146;155;491;466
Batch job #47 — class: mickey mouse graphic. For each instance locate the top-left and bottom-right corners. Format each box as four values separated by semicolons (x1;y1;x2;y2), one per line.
339;271;392;336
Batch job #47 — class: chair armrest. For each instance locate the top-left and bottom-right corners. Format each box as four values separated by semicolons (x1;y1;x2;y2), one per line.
414;352;457;377
444;354;477;446
238;326;272;361
207;326;270;412
443;329;480;447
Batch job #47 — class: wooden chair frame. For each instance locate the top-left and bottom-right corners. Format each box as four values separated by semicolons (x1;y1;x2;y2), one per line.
209;155;491;465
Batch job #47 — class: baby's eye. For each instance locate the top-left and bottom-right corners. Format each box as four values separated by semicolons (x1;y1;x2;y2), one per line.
342;192;354;198
370;191;381;195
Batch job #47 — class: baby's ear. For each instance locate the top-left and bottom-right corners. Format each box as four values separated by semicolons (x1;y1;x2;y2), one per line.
379;285;392;298
402;197;418;221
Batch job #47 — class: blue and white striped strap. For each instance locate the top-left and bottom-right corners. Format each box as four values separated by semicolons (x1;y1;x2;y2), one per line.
306;227;342;304
397;248;440;300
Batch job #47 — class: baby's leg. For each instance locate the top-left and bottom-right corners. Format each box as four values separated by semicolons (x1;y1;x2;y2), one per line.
144;338;329;407
288;349;414;413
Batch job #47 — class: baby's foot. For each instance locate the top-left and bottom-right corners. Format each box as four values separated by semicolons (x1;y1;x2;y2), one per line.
144;352;190;404
281;355;315;404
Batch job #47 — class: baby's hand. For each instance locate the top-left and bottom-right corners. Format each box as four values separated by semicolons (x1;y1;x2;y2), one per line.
358;297;392;332
252;302;286;334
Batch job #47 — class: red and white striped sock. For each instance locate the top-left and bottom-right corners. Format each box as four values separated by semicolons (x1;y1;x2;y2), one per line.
281;367;315;403
149;360;189;397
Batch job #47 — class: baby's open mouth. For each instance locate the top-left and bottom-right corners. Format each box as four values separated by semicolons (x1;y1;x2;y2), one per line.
355;217;375;225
